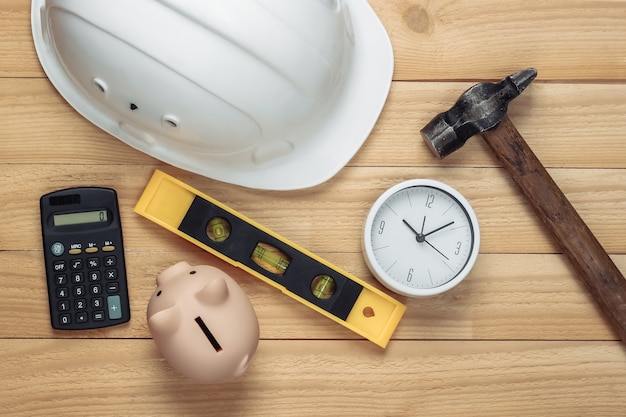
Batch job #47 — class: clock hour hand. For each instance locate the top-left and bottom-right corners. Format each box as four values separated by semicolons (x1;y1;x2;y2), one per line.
402;218;428;243
402;219;421;237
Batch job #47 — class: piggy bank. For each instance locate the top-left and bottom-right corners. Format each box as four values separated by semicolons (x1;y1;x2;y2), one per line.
147;262;259;383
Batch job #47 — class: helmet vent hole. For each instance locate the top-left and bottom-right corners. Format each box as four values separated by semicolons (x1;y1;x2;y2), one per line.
92;78;107;94
162;115;180;129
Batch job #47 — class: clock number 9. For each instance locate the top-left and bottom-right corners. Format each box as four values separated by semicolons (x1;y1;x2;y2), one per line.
378;220;386;235
425;193;435;208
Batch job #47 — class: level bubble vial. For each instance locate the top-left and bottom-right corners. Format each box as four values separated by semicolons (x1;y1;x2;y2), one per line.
311;275;336;300
251;242;290;275
206;217;231;242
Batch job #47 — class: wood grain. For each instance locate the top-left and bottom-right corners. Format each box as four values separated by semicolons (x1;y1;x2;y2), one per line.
3;0;626;80
3;339;626;417
2;0;626;415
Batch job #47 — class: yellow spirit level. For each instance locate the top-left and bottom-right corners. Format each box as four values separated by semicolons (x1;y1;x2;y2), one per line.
135;170;406;348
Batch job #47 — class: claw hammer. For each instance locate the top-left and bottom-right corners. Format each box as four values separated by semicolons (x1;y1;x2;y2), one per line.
420;68;626;344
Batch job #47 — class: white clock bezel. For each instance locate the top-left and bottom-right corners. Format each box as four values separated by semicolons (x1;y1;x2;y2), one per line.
362;179;480;297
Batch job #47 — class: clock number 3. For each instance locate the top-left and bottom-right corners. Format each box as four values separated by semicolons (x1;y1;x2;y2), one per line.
425;193;435;208
455;241;462;255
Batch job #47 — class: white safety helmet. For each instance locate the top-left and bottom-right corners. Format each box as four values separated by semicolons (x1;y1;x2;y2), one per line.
31;0;393;190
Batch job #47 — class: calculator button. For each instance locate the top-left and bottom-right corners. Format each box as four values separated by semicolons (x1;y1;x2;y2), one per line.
51;242;64;256
70;259;83;270
55;274;67;285
53;260;66;272
58;300;70;311
71;272;84;283
104;256;116;267
107;282;119;293
56;287;69;298
75;299;87;310
90;284;102;295
85;247;98;254
88;271;101;282
74;285;85;297
59;313;71;325
92;297;104;308
76;312;89;323
107;295;122;320
106;269;118;280
93;311;105;321
102;245;115;252
69;248;82;255
87;258;99;269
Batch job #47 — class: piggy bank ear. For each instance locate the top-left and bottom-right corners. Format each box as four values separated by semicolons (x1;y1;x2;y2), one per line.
148;304;182;336
195;275;229;306
156;262;191;286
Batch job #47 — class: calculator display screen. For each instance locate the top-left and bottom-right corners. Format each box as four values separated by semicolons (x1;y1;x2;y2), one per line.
53;209;108;226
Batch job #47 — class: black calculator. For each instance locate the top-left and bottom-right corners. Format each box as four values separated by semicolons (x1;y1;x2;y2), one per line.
40;187;130;329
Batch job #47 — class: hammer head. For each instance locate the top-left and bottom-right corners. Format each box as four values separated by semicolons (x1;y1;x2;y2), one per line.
421;68;537;158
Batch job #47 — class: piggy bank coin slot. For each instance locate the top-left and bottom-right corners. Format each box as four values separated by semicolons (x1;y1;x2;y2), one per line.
195;316;223;352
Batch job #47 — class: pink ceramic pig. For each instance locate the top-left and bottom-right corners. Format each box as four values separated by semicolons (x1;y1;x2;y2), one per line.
147;262;259;383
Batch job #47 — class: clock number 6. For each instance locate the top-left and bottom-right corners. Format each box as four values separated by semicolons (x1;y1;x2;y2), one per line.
407;268;414;282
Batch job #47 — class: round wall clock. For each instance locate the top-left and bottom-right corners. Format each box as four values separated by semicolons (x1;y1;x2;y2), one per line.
363;179;480;297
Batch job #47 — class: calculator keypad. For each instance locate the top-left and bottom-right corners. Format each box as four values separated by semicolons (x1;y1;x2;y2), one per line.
48;241;129;329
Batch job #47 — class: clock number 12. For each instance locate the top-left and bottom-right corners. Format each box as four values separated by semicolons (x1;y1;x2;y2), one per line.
425;193;435;208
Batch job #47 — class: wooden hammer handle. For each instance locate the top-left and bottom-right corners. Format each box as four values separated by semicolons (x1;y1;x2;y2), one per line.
481;114;626;343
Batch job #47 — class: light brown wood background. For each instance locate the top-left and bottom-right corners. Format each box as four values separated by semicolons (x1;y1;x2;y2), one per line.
2;0;626;415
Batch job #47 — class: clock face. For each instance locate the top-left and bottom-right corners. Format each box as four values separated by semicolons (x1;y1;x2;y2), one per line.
363;180;480;296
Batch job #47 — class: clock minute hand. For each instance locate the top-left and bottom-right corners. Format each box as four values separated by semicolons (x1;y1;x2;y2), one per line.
424;221;455;237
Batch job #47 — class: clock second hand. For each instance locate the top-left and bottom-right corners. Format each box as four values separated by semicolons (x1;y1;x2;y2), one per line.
402;218;454;260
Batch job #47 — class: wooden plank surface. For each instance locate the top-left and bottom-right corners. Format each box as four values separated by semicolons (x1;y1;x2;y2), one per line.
2;0;626;416
3;0;626;80
3;339;626;417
